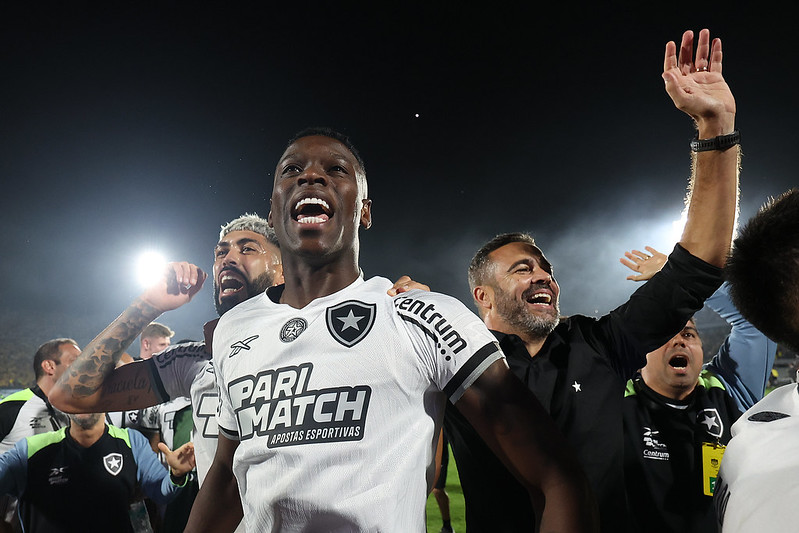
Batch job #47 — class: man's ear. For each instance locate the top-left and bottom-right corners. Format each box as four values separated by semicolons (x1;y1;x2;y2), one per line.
473;285;494;312
360;199;372;230
141;338;151;351
41;359;57;377
267;208;273;228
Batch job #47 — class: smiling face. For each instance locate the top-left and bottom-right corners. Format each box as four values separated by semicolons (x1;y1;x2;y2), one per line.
213;229;282;315
640;320;704;400
268;135;371;264
479;241;561;340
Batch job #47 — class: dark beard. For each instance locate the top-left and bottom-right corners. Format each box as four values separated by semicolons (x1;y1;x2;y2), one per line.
493;286;560;340
213;270;275;316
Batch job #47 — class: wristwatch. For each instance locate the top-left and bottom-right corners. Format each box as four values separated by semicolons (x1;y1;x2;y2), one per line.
690;130;741;152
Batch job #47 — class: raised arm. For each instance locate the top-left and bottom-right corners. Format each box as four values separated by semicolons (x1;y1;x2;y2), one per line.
49;262;206;413
455;360;599;532
664;29;739;267
184;433;243;532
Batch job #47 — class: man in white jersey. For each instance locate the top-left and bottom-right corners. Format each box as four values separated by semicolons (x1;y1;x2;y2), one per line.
186;128;597;533
49;214;428;497
49;214;281;486
711;188;799;532
1;339;78;532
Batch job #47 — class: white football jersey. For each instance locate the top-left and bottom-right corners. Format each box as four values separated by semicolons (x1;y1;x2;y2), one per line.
214;276;503;533
715;383;799;532
149;342;219;484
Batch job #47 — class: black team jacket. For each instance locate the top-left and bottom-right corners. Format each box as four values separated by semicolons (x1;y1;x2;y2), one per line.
444;244;722;533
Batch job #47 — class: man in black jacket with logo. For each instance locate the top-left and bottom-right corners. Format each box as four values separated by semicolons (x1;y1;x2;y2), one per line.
445;28;740;532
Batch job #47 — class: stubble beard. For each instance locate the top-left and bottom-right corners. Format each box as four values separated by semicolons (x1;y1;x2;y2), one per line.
68;412;103;430
214;270;276;316
494;287;560;341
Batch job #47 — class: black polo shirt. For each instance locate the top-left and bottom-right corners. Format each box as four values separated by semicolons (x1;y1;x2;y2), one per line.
444;244;722;532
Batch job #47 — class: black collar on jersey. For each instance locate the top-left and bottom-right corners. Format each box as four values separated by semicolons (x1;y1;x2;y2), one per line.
630;373;699;408
266;283;286;304
31;384;47;403
32;384;61;422
31;384;66;430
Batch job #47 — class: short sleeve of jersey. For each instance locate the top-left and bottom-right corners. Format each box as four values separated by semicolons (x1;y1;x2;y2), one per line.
393;289;504;404
149;342;211;401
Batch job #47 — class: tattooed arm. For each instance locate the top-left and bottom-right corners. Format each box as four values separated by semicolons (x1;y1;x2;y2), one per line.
49;262;206;413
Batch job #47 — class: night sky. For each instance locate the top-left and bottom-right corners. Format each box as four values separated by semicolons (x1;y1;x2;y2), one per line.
1;3;796;353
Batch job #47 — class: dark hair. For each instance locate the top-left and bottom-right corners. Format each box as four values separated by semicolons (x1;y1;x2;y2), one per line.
468;232;547;291
33;338;77;381
287;127;366;175
725;188;799;351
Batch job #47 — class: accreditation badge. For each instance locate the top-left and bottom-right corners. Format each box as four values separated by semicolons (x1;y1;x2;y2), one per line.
701;441;726;496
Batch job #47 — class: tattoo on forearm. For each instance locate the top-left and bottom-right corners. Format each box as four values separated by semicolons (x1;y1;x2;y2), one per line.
61;298;161;398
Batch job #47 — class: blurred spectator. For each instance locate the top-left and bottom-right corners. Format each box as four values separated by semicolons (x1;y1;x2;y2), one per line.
620;247;776;532
0;411;194;533
0;339;78;532
138;323;174;361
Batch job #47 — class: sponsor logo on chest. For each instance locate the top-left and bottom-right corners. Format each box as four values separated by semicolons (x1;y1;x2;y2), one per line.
228;363;371;447
48;466;69;485
642;426;670;461
29;416;46;431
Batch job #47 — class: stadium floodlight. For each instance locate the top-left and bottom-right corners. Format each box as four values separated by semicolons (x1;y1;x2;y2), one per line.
135;250;167;288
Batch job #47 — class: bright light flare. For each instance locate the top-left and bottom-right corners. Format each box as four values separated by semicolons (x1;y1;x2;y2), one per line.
667;209;688;247
136;251;167;287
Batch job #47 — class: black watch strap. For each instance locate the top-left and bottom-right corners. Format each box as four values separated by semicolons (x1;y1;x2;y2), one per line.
690;130;741;152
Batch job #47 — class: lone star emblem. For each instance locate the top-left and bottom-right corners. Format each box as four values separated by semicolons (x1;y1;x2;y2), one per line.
103;453;124;476
326;300;376;347
572;381;582;392
701;415;719;430
337;310;365;331
698;408;724;438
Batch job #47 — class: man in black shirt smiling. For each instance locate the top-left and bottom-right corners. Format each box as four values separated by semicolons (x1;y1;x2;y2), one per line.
445;28;740;532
